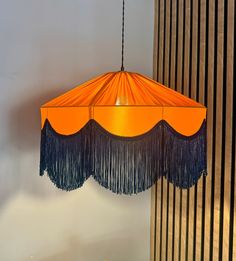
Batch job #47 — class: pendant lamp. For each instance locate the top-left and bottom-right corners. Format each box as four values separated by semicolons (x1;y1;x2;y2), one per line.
40;0;207;194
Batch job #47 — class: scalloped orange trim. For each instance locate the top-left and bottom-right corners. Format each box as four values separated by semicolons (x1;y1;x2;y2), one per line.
41;106;206;137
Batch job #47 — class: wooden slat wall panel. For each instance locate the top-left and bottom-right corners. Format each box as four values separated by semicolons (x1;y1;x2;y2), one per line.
151;0;235;260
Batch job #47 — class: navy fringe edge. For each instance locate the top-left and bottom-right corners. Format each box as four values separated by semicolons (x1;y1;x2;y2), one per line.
40;119;207;194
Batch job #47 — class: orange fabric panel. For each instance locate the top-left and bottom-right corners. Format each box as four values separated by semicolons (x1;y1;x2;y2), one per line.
93;106;163;136
163;107;207;136
40;108;47;129
43;107;90;135
41;72;205;107
130;73;202;107
42;73;113;107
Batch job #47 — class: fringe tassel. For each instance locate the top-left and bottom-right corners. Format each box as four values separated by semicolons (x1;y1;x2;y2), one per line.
91;121;163;194
162;121;207;188
40;119;207;194
40;120;93;191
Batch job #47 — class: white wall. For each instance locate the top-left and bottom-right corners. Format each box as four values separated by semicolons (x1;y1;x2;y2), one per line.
0;1;154;260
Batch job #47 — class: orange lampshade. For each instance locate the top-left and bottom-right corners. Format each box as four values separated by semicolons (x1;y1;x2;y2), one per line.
40;71;207;194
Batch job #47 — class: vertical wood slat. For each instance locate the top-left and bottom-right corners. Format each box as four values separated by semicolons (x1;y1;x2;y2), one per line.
164;0;170;86
203;0;215;260
161;179;168;261
157;1;165;260
190;0;198;99
187;187;195;260
167;3;177;255
182;2;192;261
169;0;177;89
183;0;191;97
195;0;206;260
233;136;236;260
153;0;159;81
150;185;157;261
171;3;183;261
222;0;234;260
181;3;191;259
230;0;236;259
174;188;180;261
179;1;187;259
152;0;236;260
155;177;162;261
169;2;178;260
213;1;224;260
189;1;199;261
180;190;187;261
158;0;165;83
167;184;174;261
176;0;184;93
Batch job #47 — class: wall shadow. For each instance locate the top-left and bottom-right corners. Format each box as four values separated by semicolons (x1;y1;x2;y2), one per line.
0;88;69;211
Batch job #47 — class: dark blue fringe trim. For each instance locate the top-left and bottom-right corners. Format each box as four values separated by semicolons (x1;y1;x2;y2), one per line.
40;119;207;194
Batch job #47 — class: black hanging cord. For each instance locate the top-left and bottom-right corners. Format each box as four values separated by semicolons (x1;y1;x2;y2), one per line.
121;0;125;71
